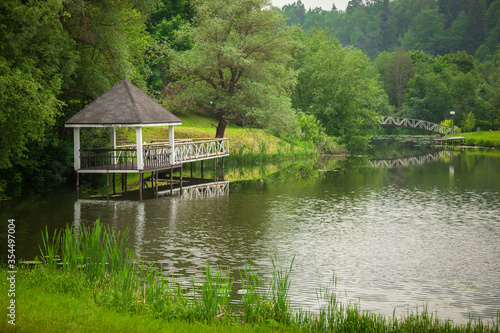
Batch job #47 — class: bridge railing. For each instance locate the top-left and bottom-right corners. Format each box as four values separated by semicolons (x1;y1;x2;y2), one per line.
174;138;229;163
378;116;453;135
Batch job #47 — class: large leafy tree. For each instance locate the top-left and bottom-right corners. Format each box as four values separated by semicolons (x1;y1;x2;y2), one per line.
0;0;77;169
0;0;157;193
60;0;156;112
374;50;414;109
402;51;483;125
166;0;300;138
292;29;380;151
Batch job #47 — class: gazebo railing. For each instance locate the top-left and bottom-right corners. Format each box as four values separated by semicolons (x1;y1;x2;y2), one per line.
174;138;229;163
143;144;171;169
78;139;229;171
80;148;137;170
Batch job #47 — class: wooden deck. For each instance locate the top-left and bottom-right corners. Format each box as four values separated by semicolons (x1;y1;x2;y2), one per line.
431;136;466;142
431;136;466;146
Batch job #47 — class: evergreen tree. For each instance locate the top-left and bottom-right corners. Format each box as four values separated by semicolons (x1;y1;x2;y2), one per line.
464;0;486;55
346;0;364;14
295;0;306;24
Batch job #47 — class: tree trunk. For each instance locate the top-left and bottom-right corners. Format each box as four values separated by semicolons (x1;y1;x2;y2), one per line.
215;118;227;138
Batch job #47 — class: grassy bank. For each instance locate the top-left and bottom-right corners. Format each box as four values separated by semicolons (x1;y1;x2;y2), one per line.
116;113;346;163
448;131;500;148
2;221;498;332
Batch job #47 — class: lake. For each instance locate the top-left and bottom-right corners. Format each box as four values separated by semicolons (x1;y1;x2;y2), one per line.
2;137;499;323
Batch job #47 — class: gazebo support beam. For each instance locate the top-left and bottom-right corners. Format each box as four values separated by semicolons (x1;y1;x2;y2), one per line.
73;127;80;170
169;125;175;164
111;127;117;165
136;127;144;170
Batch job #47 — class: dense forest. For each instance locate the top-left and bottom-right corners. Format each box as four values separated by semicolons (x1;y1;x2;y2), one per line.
0;0;499;195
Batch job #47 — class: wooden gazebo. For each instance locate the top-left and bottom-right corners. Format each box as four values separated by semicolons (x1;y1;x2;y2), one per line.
65;79;229;198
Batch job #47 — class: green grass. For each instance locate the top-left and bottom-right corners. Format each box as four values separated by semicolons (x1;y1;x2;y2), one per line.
116;113;345;163
0;269;260;332
2;221;498;332
447;130;500;148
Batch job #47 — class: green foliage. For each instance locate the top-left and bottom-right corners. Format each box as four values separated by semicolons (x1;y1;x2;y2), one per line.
0;0;157;195
373;50;414;109
144;0;194;92
0;0;77;169
462;112;477;132
298;113;326;144
60;0;154;102
165;0;300;139
293;29;379;151
278;0;498;60
401;9;446;55
440;119;461;134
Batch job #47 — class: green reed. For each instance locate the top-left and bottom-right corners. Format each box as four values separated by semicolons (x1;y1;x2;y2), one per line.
239;260;272;324
191;261;233;322
39;226;62;269
270;253;294;324
41;219;138;312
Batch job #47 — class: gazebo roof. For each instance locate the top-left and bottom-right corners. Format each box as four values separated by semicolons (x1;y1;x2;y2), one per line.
65;79;181;127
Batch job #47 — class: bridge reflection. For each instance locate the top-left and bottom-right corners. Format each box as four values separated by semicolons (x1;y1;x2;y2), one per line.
368;150;454;169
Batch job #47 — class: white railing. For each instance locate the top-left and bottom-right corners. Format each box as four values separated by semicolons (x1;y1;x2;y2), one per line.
157;181;229;197
143;144;171;169
378;116;453;135
78;139;229;171
181;181;229;197
174;138;229;163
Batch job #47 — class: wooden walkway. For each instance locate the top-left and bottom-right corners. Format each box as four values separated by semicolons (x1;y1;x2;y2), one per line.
431;136;466;143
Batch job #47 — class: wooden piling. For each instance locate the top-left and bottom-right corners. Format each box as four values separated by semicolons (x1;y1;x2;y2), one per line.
76;173;80;199
180;166;183;191
222;157;225;180
214;158;217;181
170;169;173;195
139;173;143;201
155;171;159;194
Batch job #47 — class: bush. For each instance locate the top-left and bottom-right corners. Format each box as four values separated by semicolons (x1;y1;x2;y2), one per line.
440;119;461;134
461;112;476;132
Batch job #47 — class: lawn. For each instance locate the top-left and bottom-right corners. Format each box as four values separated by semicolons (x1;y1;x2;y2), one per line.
459;130;500;148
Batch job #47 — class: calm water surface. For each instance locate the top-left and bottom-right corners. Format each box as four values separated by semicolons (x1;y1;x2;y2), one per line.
2;142;499;323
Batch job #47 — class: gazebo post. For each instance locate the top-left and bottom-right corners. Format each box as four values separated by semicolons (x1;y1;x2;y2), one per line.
169;125;175;164
73;127;80;170
136;127;144;170
111;126;117;165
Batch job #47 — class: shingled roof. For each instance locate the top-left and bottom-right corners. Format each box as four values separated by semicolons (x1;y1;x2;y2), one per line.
65;79;181;127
